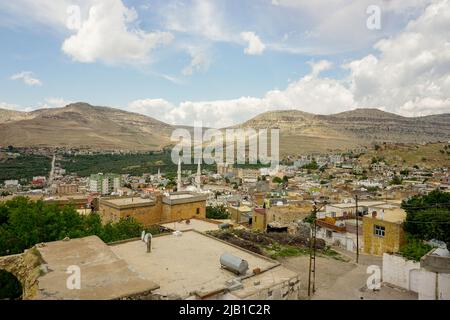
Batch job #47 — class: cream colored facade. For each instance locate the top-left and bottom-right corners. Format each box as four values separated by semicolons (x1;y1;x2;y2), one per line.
99;192;207;225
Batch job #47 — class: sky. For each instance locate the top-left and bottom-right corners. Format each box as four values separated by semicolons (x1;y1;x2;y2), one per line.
0;0;449;128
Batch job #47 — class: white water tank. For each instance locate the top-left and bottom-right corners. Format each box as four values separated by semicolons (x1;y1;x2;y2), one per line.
220;253;249;275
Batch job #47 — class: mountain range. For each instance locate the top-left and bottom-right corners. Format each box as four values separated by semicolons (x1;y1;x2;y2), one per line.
0;103;449;155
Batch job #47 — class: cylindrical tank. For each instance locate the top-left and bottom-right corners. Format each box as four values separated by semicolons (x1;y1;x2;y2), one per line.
220;253;249;275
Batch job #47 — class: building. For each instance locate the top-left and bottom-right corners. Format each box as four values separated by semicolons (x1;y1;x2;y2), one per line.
323;200;386;218
32;176;46;187
237;168;259;183
89;173;122;195
43;195;90;210
316;216;362;253
57;183;78;195
1;230;302;300
110;230;301;300
265;203;312;232
4;179;20;192
363;206;406;256
228;204;253;224
0;236;160;300
252;208;267;232
217;163;234;176
99;191;207;225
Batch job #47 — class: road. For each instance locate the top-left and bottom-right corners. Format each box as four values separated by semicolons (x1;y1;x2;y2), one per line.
48;154;56;187
279;247;417;300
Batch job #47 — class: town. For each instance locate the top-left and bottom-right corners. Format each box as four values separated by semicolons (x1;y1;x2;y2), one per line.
1;141;449;300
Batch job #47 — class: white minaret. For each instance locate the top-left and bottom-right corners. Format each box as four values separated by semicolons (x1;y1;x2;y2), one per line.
157;168;161;180
177;158;182;191
196;160;202;190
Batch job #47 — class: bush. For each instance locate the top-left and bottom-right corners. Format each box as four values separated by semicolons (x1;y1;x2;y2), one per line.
206;205;230;219
302;161;319;170
272;177;283;184
399;237;432;261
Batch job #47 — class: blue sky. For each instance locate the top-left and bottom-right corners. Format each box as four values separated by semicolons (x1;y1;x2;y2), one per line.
1;0;449;127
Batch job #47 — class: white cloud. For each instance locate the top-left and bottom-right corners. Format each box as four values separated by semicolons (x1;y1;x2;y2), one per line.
38;97;73;109
125;0;450;126
182;46;212;76
162;0;232;42
0;97;72;112
345;0;450;116
127;60;354;127
308;60;332;78
0;102;21;111
0;1;90;29
240;32;266;55
62;0;173;64
10;71;42;86
128;98;174;120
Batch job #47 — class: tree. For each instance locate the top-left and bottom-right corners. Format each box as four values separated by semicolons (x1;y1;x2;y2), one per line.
206;205;230;219
390;175;403;185
272;177;283;184
402;190;450;247
302;161;318;170
0;197;145;257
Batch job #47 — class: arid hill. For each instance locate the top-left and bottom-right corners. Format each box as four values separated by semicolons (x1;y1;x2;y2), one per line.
1;104;449;154
235;109;450;155
0;103;174;151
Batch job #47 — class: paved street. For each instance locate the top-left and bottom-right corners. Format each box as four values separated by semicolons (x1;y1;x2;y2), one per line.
280;247;417;300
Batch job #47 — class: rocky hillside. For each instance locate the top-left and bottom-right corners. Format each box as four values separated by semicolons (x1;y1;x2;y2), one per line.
0;103;175;151
1;104;449;154
235;109;450;155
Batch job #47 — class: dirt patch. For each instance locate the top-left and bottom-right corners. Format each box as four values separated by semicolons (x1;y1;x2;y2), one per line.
207;229;328;259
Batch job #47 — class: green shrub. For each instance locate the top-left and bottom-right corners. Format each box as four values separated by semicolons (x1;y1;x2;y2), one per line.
206;205;230;219
399;237;432;262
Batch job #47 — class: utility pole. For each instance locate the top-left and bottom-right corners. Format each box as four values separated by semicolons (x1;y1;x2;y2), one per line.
307;203;317;297
308;201;325;297
355;194;359;264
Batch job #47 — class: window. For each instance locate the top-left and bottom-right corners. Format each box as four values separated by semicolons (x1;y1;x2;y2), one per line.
196;208;200;215
374;225;385;237
326;230;332;238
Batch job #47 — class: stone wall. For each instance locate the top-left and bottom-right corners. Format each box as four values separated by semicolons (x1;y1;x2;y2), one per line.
382;253;420;290
162;201;206;222
383;253;450;300
0;247;45;299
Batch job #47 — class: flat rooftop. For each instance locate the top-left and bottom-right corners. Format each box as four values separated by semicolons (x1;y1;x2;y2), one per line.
161;219;221;232
168;194;193;200
369;203;401;210
328;201;387;209
101;197;155;208
162;191;208;205
365;208;406;223
110;231;297;299
35;236;159;300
